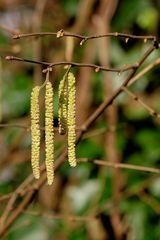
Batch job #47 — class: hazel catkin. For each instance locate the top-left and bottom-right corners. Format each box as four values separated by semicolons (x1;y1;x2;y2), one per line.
45;80;54;185
67;72;76;167
58;75;67;135
31;86;40;179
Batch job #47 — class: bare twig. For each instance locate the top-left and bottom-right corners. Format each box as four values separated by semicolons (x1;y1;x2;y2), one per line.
122;86;160;118
0;193;17;231
5;56;136;73
128;58;160;86
0;191;34;236
78;158;160;174
12;30;157;44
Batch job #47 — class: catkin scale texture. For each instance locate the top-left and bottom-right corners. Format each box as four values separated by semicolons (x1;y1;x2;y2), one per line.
58;76;67;135
31;86;40;179
67;72;76;167
45;81;54;185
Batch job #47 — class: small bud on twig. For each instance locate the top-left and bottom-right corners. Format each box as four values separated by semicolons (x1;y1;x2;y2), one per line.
125;38;129;43
56;29;64;38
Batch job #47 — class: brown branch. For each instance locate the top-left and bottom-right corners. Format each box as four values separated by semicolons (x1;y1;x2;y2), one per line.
127;58;160;86
5;56;160;86
12;30;157;43
0;194;17;231
5;56;136;73
78;158;160;174
0;191;34;236
122;86;160;118
5;56;49;66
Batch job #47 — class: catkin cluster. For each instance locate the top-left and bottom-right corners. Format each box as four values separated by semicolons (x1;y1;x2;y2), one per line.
58;72;77;167
31;86;40;179
45;81;54;185
30;70;77;185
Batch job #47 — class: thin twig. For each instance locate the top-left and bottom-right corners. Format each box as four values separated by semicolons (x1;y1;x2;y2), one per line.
128;58;160;86
122;86;160;118
0;193;17;230
78;158;160;174
5;56;49;66
0;191;34;235
12;30;157;44
5;56;136;73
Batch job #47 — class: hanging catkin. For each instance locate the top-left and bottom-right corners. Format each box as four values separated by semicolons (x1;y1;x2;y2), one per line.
31;86;40;179
67;72;76;167
58;75;67;135
45;78;54;185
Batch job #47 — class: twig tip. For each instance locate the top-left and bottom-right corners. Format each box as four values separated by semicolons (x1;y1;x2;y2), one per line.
13;34;20;39
5;56;13;60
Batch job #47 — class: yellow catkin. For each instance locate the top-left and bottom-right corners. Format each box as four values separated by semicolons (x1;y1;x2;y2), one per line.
58;75;67;135
67;72;76;167
31;86;40;179
45;80;54;185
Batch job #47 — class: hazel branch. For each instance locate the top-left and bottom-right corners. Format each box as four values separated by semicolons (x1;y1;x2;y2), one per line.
78;159;160;174
127;58;160;86
5;56;136;73
122;86;160;118
12;30;158;45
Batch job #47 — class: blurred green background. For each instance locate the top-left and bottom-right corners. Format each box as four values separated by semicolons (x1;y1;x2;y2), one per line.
0;0;160;239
